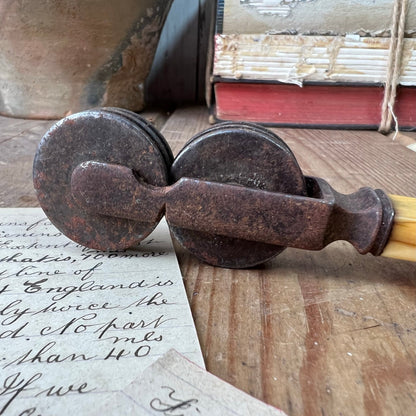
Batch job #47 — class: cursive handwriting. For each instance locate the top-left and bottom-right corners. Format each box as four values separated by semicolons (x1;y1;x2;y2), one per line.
20;276;173;301
0;239;72;250
0;210;198;414
35;381;94;397
0;252;75;264
100;329;163;345
0;299;119;327
0;371;93;415
0;372;42;415
3;341;97;369
150;386;200;415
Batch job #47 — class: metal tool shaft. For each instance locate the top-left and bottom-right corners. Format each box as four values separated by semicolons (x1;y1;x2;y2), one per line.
71;161;394;256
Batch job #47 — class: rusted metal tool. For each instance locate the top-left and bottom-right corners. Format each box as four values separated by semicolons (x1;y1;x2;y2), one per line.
33;108;416;268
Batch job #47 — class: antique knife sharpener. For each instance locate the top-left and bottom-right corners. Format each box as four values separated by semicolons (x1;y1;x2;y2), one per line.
33;108;416;268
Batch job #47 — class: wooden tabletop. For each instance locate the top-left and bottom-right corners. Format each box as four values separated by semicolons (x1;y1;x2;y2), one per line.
1;106;415;416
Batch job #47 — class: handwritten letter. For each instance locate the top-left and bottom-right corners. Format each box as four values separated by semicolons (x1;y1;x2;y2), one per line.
0;208;203;415
93;349;288;416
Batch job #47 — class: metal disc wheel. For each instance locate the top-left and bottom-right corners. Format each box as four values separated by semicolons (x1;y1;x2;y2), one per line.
170;122;307;268
33;108;171;251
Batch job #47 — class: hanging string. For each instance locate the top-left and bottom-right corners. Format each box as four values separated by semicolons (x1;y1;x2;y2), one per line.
379;0;408;134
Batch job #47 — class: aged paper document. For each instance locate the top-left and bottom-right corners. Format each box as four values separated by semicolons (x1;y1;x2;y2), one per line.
93;349;288;415
0;208;203;415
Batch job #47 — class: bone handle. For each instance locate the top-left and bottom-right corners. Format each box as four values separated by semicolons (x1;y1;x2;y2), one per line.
380;195;416;262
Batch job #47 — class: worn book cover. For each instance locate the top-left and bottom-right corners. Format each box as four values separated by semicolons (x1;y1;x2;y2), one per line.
219;0;416;36
210;0;416;128
214;0;416;85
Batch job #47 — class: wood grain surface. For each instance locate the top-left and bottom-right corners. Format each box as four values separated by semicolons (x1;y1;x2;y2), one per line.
160;107;416;416
1;107;415;416
0;117;55;207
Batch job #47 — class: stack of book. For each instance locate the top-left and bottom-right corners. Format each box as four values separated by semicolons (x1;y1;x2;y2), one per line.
210;0;416;129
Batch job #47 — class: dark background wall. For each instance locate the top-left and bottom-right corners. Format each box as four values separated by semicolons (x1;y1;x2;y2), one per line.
145;0;216;109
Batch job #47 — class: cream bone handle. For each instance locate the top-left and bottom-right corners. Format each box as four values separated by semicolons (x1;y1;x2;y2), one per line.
381;195;416;262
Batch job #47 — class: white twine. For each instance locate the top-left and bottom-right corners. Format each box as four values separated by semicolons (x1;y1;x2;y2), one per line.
379;0;408;134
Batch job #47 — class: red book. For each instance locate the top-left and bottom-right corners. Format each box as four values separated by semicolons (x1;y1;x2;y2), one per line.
214;82;416;130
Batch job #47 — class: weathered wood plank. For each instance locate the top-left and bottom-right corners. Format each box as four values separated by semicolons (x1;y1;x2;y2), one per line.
0;117;55;207
160;106;211;155
394;131;416;150
160;107;416;416
279;128;416;196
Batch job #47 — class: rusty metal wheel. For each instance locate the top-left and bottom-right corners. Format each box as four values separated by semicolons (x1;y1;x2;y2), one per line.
33;108;171;251
170;122;307;268
101;107;174;170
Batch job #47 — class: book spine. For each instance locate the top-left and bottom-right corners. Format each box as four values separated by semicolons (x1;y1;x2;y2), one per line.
213;82;416;129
